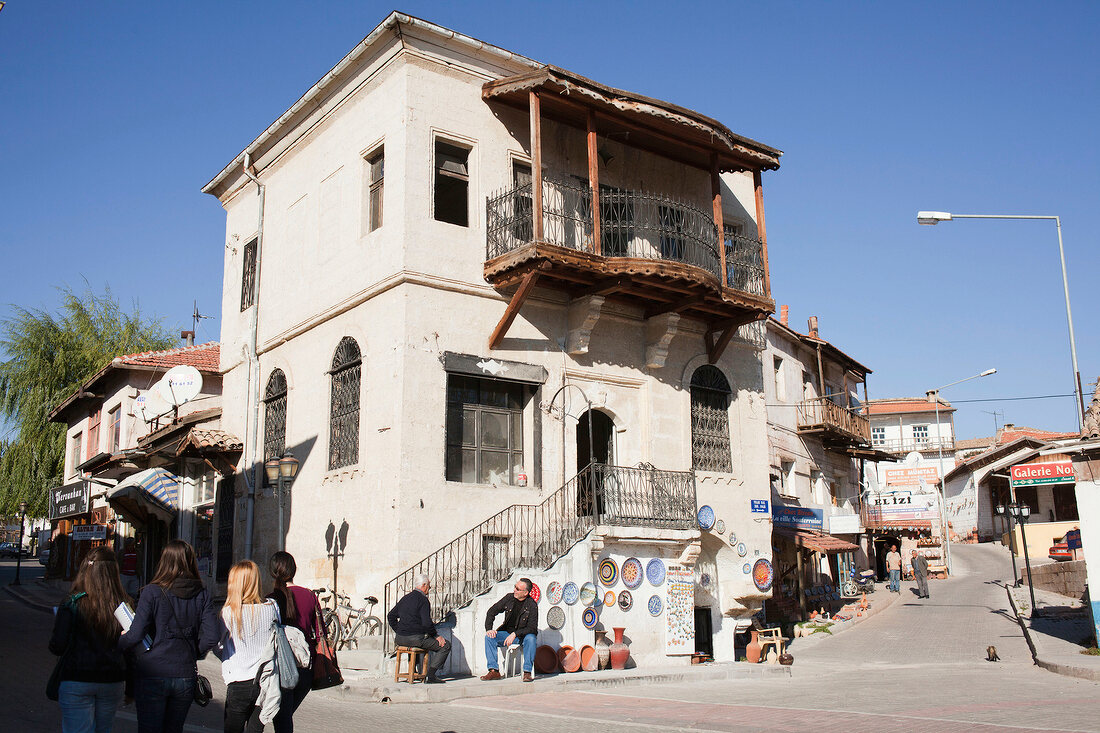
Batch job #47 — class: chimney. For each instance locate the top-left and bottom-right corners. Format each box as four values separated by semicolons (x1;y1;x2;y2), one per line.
807;316;819;338
181;330;195;347
780;305;789;327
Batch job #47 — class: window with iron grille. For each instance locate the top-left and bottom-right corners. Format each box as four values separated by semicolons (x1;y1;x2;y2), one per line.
367;148;384;231
328;338;362;470
446;375;525;484
240;239;257;311
264;369;288;484
511;161;532;243
690;365;733;472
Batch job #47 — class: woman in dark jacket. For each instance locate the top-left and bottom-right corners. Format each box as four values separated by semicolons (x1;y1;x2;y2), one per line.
119;540;218;733
49;545;131;733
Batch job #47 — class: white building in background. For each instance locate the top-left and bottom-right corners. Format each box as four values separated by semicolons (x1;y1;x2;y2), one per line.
204;12;787;668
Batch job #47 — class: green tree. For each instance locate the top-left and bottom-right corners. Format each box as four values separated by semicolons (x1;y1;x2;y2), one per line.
0;286;176;514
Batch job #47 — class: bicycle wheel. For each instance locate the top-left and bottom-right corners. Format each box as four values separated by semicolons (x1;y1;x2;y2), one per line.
364;616;383;636
322;608;342;647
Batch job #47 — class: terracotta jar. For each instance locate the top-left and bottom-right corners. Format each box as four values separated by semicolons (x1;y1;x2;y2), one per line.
594;630;611;670
609;626;629;670
745;629;762;663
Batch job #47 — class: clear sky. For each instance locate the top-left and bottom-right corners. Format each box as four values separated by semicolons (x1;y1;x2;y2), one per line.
1;1;1097;440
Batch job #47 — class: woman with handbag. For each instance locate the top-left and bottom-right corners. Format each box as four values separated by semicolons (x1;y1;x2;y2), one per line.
49;545;132;733
221;560;279;733
119;540;219;733
255;552;320;733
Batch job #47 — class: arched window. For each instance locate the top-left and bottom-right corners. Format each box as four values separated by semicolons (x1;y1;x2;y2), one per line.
263;369;288;482
328;337;361;469
690;365;732;472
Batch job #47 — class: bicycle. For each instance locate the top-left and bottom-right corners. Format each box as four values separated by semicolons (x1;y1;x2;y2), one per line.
335;595;383;650
313;587;344;647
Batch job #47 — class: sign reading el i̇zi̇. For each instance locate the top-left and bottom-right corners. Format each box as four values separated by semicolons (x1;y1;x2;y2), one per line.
1010;461;1074;489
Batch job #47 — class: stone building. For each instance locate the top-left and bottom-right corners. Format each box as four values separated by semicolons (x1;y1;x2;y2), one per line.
204;12;784;668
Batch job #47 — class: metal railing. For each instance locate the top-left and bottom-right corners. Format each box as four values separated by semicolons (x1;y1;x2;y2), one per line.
870;437;955;454
796;398;871;443
487;178;766;293
382;463;695;651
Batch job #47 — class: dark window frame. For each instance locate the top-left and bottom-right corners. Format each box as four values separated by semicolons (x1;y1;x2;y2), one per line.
240;239;257;311
445;374;526;485
328;338;362;470
367;147;384;232
263;369;288;484
107;406;121;453
690;365;733;472
434;139;471;227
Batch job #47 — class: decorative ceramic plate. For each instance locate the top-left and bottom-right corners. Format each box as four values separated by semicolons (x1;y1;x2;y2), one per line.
697;505;716;530
648;595;663;616
547;605;566;630
603;590;616;607
737;542;748;557
752;558;774;592
580;581;598;606
547;581;564;605
617;590;633;611
582;607;598;629
700;573;711;588
742;563;751;574
530;582;541;603
599;558;618;586
715;519;726;534
621;557;643;589
646;558;666;586
563;582;579;605
728;531;737;545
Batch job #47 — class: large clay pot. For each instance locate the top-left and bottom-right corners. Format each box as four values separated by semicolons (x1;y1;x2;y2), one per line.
594;630;611;670
745;629;762;664
557;645;574;672
609;626;629;670
579;645;597;671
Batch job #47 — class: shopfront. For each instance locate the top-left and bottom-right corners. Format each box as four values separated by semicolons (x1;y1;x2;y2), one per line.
769;505;860;621
48;480;114;580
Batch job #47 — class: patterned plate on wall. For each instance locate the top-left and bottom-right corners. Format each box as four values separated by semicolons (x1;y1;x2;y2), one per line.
582;607;598;629
699;573;711;589
562;582;580;605
547;605;566;630
737;542;747;557
580;581;598;606
599;558;618;587
617;590;633;611
742;563;751;574
648;595;663;616
546;581;564;605
530;582;541;603
728;531;737;545
646;558;666;586
621;557;643;589
696;504;716;530
603;590;616;607
752;558;774;592
715;519;726;534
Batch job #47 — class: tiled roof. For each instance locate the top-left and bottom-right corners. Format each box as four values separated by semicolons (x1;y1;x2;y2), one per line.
955;436;995;451
182;428;243;453
775;527;859;553
114;342;220;373
866;398;952;416
998;427;1079;444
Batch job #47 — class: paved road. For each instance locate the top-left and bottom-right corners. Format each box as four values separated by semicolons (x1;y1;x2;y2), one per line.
7;546;1100;732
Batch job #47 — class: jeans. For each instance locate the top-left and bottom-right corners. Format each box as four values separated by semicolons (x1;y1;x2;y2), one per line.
134;676;195;733
224;680;261;733
484;632;537;673
246;666;312;733
58;680;124;733
889;569;901;592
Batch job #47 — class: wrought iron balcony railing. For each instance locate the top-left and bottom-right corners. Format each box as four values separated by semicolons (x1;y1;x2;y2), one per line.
796;398;871;444
871;437;955;454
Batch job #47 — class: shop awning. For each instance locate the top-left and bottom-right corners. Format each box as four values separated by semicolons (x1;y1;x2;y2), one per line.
106;467;179;527
775;527;859;553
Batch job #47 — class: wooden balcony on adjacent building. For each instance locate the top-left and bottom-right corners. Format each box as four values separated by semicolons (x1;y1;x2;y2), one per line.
796;397;871;447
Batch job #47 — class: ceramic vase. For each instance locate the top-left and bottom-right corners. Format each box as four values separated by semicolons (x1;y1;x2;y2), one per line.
609;626;629;670
745;629;762;663
594;630;611;670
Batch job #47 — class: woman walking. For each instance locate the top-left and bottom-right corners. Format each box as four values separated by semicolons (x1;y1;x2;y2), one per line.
49;545;131;733
259;552;320;733
119;540;218;733
221;560;279;733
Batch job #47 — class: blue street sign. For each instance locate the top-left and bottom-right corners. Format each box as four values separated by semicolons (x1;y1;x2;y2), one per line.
750;499;769;514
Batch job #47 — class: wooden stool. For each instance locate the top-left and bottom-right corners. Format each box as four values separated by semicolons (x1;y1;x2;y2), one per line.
394;646;428;683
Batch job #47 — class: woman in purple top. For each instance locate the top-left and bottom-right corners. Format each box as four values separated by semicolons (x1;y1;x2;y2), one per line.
256;552;320;733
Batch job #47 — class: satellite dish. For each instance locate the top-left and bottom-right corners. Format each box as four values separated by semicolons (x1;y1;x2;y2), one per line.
155;365;203;407
135;388;171;423
904;451;923;465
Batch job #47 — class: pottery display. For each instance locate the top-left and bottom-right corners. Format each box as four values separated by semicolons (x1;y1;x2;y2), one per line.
617;590;633;611
737;542;747;557
547;605;566;630
594;629;611;670
647;595;662;616
557;645;574;671
778;653;794;666
546;581;564;605
752;558;774;592
580;581;598;606
745;629;762;663
645;558;665;586
582;607;598;629
534;644;558;674
603;590;615;607
562;581;579;605
696;505;716;530
599;558;618;586
562;647;581;673
579;644;597;671
530;582;541;602
609;626;630;670
621;557;643;589
715;519;726;534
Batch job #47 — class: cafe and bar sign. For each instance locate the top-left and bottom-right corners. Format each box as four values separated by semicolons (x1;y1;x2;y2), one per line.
1010;461;1075;488
772;505;824;529
50;481;90;520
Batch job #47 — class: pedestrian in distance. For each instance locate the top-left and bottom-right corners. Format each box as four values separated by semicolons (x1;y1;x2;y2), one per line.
387;573;451;684
480;578;538;683
911;549;930;599
886;544;902;593
118;538;140;598
256;551;321;732
119;539;219;733
49;545;132;733
221;560;280;733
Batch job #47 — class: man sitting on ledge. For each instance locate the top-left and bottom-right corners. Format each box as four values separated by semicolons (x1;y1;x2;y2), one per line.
480;577;539;683
387;573;450;684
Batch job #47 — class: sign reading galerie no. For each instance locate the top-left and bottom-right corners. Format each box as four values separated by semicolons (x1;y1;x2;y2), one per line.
1010;461;1075;488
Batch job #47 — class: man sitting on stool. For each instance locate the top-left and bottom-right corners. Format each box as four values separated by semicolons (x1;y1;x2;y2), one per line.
480;577;538;682
387;573;450;684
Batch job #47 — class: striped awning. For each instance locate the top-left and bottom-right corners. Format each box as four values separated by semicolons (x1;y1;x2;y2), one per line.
106;467;179;526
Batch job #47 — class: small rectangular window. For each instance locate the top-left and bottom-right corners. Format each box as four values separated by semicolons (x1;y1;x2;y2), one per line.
913;425;929;445
872;426;886;446
107;406;121;453
240;239;257;311
773;357;785;402
368;148;384;231
434;140;470;227
87;409;101;460
512;161;532;242
71;433;82;477
778;459;794;495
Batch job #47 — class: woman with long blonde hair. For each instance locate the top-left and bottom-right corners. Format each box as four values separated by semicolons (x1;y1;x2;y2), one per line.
220;560;278;732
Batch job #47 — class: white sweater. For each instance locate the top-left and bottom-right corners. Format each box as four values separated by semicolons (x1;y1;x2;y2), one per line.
220;603;277;684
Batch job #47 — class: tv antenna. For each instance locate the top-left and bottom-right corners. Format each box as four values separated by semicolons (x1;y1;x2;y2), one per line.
981;409;1004;433
192;300;214;335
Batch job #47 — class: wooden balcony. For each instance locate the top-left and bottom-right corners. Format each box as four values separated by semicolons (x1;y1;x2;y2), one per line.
796;398;871;448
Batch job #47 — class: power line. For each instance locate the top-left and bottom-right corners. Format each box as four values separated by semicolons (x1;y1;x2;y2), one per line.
764;392;1077;408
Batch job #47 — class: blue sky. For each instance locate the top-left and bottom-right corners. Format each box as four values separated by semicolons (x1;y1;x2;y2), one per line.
1;1;1097;439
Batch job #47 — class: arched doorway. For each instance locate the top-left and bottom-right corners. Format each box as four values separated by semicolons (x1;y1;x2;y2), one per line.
577;410;615;518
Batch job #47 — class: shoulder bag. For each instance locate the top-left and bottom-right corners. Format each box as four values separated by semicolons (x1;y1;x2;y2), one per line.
46;593;85;701
160;587;212;707
269;600;300;690
310;601;343;690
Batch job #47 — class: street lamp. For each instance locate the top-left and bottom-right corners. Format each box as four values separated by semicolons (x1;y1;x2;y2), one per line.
917;211;1084;430
264;452;300;552
12;500;28;586
995;501;1036;611
928;369;996;575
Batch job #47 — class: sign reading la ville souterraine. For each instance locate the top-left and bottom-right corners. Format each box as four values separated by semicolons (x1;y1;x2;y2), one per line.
1010;461;1075;488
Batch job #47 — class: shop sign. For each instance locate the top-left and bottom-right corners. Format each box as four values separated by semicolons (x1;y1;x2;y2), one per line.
72;524;107;541
750;499;769;514
829;513;860;534
50;481;89;520
1010;461;1074;488
884;466;940;486
865;490;940;521
772;505;823;529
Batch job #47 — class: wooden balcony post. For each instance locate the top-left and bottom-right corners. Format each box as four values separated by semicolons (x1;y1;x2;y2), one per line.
753;170;771;297
587;110;601;254
530;91;544;242
711;154;727;287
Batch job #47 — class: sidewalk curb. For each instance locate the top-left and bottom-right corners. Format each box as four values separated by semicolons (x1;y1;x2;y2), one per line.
3;583;57;613
1005;584;1100;682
